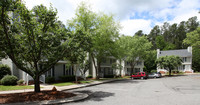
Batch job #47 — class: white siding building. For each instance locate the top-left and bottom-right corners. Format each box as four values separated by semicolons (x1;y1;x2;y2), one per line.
157;47;193;73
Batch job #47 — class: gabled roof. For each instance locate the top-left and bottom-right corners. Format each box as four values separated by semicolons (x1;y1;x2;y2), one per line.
158;49;192;57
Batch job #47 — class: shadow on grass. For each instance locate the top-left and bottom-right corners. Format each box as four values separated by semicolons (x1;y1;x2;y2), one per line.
73;90;114;102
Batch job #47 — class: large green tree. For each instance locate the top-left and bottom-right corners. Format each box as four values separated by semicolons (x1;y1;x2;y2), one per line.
120;36;152;74
0;0;72;92
156;55;182;76
184;27;200;71
68;2;120;79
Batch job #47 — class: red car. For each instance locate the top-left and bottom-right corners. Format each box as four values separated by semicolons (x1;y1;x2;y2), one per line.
131;72;148;79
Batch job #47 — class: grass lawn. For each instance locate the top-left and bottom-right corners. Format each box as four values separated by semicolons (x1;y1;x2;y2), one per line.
52;82;76;86
0;85;34;91
52;80;93;86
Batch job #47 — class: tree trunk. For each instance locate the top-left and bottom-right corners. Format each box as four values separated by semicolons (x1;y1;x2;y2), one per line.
130;62;135;75
119;60;122;77
91;54;98;79
34;75;40;92
169;69;172;76
96;61;101;79
73;64;78;83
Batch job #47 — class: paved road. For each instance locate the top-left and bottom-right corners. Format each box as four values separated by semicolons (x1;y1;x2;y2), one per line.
65;74;200;105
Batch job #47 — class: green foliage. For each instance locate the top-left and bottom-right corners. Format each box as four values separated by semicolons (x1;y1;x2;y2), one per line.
156;55;182;75
184;27;200;71
59;75;75;82
68;2;120;79
1;75;18;86
150;70;157;73
0;0;72;92
184;27;200;47
17;79;24;85
119;35;152;72
143;50;157;72
86;75;92;78
0;64;11;79
45;77;55;83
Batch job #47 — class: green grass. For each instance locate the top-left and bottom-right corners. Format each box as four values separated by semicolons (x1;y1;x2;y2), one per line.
52;82;75;86
0;85;34;91
52;80;93;86
80;80;92;83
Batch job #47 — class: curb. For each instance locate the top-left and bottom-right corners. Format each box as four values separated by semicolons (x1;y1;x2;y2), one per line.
3;92;89;105
60;79;127;91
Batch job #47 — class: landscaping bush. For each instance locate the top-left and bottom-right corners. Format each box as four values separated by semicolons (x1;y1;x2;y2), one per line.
151;70;157;73
104;75;114;78
17;79;24;85
1;75;18;85
45;77;55;83
86;75;92;79
59;75;75;82
172;70;179;74
0;64;11;79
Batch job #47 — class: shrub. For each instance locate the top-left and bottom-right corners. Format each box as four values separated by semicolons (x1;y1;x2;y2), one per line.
172;70;179;74
104;75;114;78
59;75;75;82
151;70;157;73
17;79;24;85
86;75;92;78
45;77;55;83
0;64;11;79
1;75;18;85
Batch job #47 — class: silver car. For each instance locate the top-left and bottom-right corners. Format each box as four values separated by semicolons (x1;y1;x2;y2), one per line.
148;72;162;78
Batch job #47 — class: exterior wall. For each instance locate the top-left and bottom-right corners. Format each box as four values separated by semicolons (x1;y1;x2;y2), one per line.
124;60;144;76
90;57;144;78
157;47;193;73
54;64;64;80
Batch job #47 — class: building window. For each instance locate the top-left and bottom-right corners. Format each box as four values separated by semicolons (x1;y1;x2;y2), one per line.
63;64;66;75
109;59;114;64
182;57;187;62
136;61;142;66
183;65;185;70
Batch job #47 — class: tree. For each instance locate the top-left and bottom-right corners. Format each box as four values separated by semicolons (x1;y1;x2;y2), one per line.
0;0;72;92
156;55;182;76
68;2;120;79
143;50;156;73
155;35;166;50
134;30;144;37
184;27;200;48
148;25;161;49
184;27;200;71
186;16;199;32
120;36;152;74
91;14;120;79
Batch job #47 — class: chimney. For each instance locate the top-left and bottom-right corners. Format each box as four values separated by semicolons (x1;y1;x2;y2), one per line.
187;46;192;53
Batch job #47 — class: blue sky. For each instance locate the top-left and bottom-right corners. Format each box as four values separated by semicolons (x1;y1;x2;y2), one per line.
24;0;200;36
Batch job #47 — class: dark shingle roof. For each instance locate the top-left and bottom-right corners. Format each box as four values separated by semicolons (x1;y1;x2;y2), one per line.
158;49;192;57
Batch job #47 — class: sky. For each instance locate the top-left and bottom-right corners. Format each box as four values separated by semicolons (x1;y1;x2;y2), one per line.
24;0;200;36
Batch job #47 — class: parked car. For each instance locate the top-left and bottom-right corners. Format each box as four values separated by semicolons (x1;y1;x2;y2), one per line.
131;72;148;79
148;72;162;78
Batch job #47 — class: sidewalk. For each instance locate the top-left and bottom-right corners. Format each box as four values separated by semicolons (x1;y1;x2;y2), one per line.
0;79;125;94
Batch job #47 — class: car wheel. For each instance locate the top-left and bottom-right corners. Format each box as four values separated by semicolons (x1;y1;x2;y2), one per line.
141;77;144;80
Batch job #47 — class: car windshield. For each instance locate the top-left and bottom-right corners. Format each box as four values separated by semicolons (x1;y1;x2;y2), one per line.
149;73;155;75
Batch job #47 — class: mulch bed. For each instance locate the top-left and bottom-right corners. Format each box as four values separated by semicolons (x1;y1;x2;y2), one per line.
0;88;76;104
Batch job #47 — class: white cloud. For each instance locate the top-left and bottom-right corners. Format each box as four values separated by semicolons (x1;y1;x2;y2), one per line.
23;0;200;35
120;19;152;36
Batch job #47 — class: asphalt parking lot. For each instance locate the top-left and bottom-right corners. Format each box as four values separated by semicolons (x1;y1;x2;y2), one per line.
65;74;200;105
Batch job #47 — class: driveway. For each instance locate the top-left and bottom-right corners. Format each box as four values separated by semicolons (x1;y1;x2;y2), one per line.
65;74;200;105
